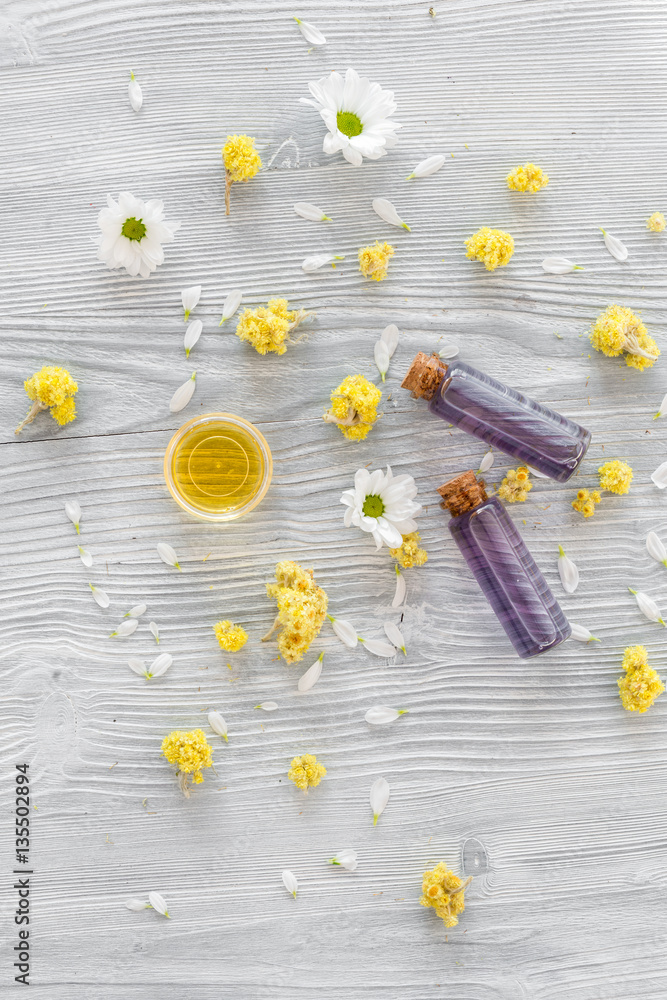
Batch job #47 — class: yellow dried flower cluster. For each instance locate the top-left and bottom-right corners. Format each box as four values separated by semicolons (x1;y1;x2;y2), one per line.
390;531;428;568
288;753;326;792
647;212;665;233
618;646;664;713
589;305;659;371
506;162;549;193
571;488;601;518
465;227;514;270
214;620;248;652
598;460;633;495
358;241;394;281
161;729;213;793
419;863;471;927
16;365;78;435
222;134;262;182
265;560;328;663
235;298;310;355
497;466;532;503
324;374;382;441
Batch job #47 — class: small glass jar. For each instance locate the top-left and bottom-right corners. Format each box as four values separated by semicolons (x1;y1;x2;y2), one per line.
163;413;272;522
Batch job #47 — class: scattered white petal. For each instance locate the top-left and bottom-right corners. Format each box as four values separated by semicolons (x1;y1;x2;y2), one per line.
294;202;331;222
128;658;148;677
557;545;579;594
383;621;406;654
128;73;143;113
541;257;583;274
372;198;410;231
147;892;170;918
629;588;665;626
255;701;279;711
328;615;359;648
380;324;399;357
89;583;110;609
208;710;229;742
219;289;243;325
282;870;298;898
478;451;494;474
157;542;181;570
392;565;406;608
298;652;324;692
126;604;147;618
370;776;390;825
65;500;81;534
568;622;600;643
181;284;201;321
328;849;358;871
110;619;139;638
651;461;667;489
647;531;667;567
183;319;202;357
78;545;93;568
125;898;149;911
302;253;344;272
362;638;397;657
294;17;326;45
438;342;459;360
148;653;172;679
149;621;160;643
601;228;628;262
653;392;667;420
406;154;446;180
374;340;390;382
169;371;196;413
528;465;549;479
365;706;408;725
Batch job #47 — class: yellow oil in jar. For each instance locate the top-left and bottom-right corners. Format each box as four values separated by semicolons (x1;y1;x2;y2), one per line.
164;414;272;521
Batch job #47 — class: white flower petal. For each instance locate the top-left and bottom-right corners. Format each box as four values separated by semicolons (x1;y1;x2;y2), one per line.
383;621;406;654
541;257;582;274
362;638;397;657
78;545;93;568
651;461;667;489
89;583;110;609
298;652;324;692
208;710;228;741
374;340;390;381
372;197;410;231
294;202;331;222
282;870;298;898
557;545;579;594
370;776;390;825
128;76;143;113
392;566;406;608
110;619;139;638
148;653;172;678
181;284;202;320
629;588;665;625
527;465;550;479
302;253;344;272
126;604;146;618
148;892;170;917
149;621;160;643
184;319;202;357
157;542;181;570
438;342;459;360
380;323;399;357
255;701;279;711
329;616;359;648
653;392;667;420
329;849;358;871
601;229;628;262
407;154;445;179
169;371;196;413
478;451;494;474
65;500;81;533
365;705;407;725
219;289;242;325
647;531;667;566
294;17;326;45
125;898;149;911
568;622;600;643
128;658;147;677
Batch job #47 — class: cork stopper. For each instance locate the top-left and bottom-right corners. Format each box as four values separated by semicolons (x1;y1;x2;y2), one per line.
437;470;487;516
401;351;448;401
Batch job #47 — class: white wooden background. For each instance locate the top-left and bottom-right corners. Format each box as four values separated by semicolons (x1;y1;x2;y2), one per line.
1;1;667;996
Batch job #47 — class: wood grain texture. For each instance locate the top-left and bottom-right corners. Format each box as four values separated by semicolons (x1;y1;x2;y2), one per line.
1;0;667;996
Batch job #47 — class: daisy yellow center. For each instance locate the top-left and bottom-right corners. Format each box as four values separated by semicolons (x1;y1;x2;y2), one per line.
362;494;384;518
337;110;363;138
121;217;146;241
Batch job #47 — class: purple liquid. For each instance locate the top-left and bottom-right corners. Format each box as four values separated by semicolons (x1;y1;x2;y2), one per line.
448;496;571;658
429;361;590;482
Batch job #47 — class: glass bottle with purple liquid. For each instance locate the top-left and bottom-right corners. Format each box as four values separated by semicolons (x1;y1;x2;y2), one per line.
438;471;571;658
402;352;591;482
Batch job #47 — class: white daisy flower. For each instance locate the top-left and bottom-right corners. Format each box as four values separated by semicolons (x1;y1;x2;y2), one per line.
128;72;142;113
328;849;358;871
294;17;326;46
97;192;179;279
181;284;201;321
300;68;401;167
341;466;421;549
